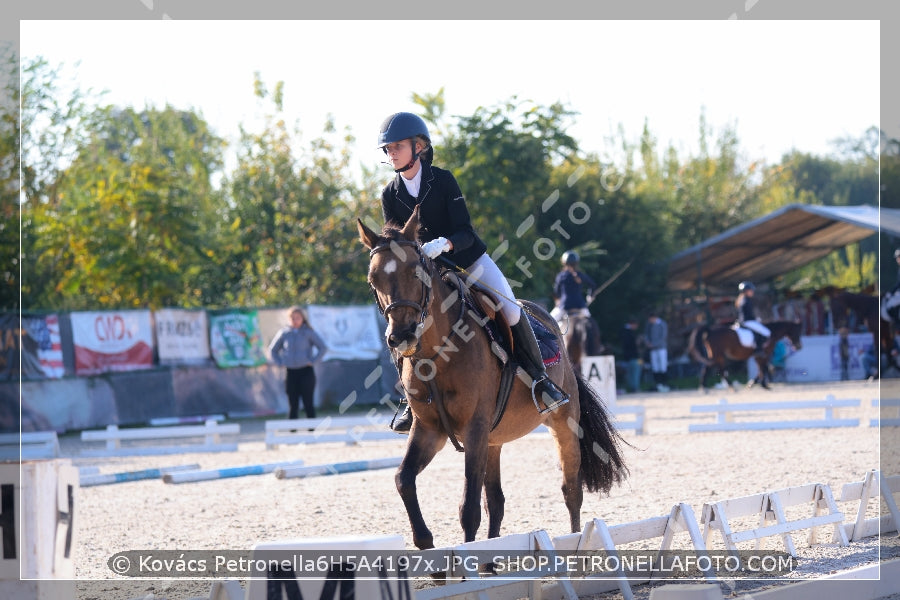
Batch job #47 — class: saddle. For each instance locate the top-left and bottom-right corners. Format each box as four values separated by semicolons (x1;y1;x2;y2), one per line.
418;269;563;450
442;269;560;367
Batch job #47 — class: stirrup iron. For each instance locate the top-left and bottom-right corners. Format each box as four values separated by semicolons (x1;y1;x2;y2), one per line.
531;377;569;414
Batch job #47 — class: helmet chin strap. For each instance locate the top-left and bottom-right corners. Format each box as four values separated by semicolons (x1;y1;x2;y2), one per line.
394;148;421;174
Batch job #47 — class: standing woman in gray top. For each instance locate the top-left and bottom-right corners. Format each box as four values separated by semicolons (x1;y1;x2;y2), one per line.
268;306;328;419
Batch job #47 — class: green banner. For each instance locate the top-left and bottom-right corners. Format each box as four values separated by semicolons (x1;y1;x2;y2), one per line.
208;310;267;368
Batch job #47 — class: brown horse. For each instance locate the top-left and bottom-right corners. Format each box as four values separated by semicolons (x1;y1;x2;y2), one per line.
688;321;803;391
559;311;604;374
357;208;627;550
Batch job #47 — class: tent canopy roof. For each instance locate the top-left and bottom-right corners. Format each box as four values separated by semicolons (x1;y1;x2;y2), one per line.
666;203;897;292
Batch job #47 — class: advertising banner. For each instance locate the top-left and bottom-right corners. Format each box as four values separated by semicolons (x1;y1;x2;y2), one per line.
154;309;211;364
306;304;384;361
1;313;65;379
209;310;267;368
71;310;154;375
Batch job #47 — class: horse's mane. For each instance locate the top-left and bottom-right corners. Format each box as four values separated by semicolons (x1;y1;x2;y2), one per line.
378;223;417;245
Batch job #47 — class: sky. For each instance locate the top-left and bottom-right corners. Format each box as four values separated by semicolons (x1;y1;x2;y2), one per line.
20;20;880;178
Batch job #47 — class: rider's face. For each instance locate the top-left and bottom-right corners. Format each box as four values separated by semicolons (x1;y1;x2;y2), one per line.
383;140;414;169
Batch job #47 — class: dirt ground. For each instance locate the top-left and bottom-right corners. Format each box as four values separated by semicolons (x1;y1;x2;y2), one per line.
59;378;898;599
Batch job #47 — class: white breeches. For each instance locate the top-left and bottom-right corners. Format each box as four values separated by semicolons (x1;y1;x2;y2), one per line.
742;320;771;337
650;348;668;373
465;253;522;325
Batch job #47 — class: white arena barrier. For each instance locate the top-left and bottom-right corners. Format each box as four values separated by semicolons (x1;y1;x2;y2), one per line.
149;414;225;426
274;456;401;480
700;482;848;557
208;534;410;600
870;397;900;427
547;502;712;600
0;460;78;599
647;584;724;600
163;460;306;484
613;405;646;435
728;557;900;600
80;420;240;457
80;463;201;487
0;431;60;460
265;413;396;449
688;395;860;432
417;529;578;600
839;470;900;540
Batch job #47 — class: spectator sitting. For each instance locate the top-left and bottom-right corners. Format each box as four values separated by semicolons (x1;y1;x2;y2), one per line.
769;336;793;383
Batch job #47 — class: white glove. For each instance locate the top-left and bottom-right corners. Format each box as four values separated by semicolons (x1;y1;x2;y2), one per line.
422;237;451;259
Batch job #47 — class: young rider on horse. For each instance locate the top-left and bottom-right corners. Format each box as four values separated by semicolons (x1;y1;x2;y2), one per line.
735;281;771;352
552;250;603;353
377;111;569;433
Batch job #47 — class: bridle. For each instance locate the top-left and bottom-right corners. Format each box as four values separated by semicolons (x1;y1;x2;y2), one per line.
368;239;433;340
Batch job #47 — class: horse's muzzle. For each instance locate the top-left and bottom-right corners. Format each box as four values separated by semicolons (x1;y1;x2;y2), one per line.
387;327;420;356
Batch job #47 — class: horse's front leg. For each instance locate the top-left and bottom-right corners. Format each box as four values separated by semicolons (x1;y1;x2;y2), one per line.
397;426;446;550
460;423;490;542
483;445;505;539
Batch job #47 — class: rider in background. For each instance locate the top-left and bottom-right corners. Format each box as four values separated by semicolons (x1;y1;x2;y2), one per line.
735;281;771;351
552;251;596;318
377;111;569;433
552;251;602;354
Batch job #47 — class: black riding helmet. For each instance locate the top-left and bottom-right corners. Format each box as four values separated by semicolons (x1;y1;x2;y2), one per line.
378;112;433;173
562;250;579;266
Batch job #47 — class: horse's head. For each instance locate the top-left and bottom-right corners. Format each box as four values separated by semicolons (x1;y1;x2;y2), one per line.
780;321;803;351
357;207;432;357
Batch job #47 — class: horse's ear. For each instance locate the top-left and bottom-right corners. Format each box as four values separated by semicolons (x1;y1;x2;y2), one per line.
399;205;420;242
357;218;380;250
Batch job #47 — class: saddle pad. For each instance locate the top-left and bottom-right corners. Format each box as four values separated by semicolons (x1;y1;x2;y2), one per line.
528;313;561;367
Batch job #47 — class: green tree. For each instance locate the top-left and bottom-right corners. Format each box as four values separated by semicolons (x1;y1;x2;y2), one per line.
224;74;367;307
0;45;18;309
664;113;762;248
433;97;579;299
19;56;105;310
24;105;227;309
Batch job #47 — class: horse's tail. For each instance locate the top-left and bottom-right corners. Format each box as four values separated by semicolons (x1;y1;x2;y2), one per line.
687;325;713;367
574;372;629;494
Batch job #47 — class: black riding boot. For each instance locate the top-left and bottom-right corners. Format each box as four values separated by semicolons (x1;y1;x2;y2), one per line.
390;400;413;433
511;318;569;412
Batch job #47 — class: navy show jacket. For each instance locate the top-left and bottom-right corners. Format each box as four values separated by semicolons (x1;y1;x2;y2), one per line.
381;162;488;270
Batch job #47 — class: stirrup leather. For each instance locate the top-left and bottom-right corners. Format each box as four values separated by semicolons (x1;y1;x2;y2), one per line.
530;376;569;414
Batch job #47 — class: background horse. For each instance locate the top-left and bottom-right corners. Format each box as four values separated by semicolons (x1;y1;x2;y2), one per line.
688;321;803;391
559;311;605;374
358;209;627;551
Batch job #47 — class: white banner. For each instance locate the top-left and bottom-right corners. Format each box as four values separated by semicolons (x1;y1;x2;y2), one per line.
70;310;154;375
153;309;210;364
306;305;384;361
784;333;871;382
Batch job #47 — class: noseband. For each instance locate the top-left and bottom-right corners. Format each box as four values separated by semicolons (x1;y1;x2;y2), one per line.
368;240;433;336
